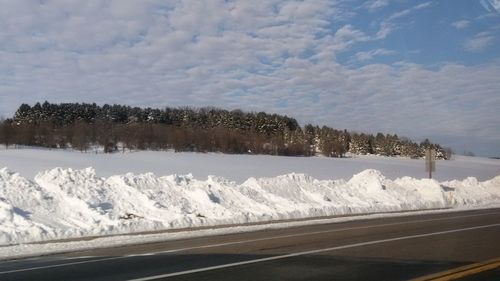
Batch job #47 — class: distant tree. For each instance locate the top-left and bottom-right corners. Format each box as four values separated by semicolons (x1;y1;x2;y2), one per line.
13;104;32;123
4;102;450;159
0;119;14;148
349;133;371;155
318;127;347;157
420;138;431;149
72;121;92;152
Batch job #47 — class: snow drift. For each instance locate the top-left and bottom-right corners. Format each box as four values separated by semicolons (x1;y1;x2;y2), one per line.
0;167;499;245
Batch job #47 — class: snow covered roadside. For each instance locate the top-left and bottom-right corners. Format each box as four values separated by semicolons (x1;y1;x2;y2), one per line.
1;207;500;261
1;166;499;253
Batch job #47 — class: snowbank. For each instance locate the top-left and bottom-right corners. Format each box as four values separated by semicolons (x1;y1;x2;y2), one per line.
1;167;499;246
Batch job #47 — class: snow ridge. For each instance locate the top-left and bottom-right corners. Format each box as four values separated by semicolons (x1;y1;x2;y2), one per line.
0;167;499;245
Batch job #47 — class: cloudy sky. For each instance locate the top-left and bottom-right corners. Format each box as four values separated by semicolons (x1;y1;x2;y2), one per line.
0;0;499;156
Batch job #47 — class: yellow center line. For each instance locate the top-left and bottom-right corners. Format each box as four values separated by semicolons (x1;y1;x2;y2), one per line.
409;258;500;281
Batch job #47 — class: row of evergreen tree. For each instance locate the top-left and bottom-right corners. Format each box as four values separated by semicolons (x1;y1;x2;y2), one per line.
0;102;450;159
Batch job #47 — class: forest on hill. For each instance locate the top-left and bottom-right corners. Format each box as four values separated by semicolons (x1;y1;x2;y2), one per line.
0;102;449;159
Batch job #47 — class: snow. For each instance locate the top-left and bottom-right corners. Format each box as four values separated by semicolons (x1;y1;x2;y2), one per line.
0;167;499;246
1;148;499;183
0;148;499;259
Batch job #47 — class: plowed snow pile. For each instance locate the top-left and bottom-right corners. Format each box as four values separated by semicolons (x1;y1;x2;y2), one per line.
1;167;499;245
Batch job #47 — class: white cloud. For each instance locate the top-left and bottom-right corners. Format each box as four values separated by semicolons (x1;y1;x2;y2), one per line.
372;1;433;39
451;20;470;29
333;24;370;46
366;0;389;12
464;31;495;51
388;1;433;21
480;0;500;12
355;49;396;61
374;22;393;39
0;0;499;155
490;0;500;11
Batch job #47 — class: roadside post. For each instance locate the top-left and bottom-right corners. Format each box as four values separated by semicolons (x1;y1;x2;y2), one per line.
425;148;436;179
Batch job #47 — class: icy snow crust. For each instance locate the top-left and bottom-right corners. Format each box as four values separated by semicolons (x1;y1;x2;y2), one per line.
1;167;499;246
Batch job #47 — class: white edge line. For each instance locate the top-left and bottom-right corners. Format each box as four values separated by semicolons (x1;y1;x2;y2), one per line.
151;212;498;255
126;223;500;281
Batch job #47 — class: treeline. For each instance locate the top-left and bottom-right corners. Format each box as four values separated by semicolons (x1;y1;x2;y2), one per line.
0;102;450;159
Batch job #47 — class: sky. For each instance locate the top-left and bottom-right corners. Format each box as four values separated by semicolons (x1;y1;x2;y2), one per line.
0;0;499;157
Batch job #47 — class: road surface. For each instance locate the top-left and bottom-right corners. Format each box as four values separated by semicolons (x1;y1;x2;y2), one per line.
1;208;499;281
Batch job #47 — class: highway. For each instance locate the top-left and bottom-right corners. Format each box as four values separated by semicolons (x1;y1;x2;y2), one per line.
1;208;499;281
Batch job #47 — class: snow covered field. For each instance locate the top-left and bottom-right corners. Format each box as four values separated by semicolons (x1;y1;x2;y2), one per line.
1;148;499;182
0;148;499;253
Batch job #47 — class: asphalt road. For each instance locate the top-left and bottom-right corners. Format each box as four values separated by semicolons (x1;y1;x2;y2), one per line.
1;208;499;281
